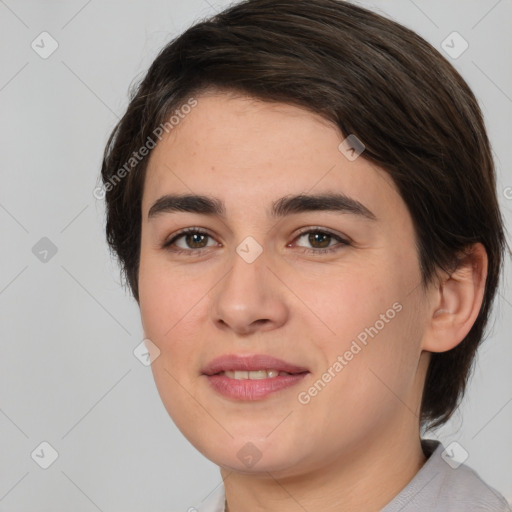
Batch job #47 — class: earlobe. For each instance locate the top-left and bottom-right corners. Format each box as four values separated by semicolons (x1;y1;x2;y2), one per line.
422;243;488;353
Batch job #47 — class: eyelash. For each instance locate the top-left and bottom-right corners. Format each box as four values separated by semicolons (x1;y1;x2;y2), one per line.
162;226;350;256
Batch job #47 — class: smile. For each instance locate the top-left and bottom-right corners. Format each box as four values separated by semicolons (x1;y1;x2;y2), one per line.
221;370;293;379
202;354;309;400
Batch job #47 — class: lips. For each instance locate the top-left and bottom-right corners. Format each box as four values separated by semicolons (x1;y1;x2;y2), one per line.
202;354;309;401
202;354;309;376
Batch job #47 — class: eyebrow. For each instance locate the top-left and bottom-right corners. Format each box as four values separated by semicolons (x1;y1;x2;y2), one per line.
147;192;377;221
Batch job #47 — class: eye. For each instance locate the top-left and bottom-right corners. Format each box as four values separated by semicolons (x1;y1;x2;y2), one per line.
163;228;218;255
162;227;350;256
291;228;350;254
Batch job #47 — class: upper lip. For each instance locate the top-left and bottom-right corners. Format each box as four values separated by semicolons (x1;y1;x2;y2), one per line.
202;354;309;376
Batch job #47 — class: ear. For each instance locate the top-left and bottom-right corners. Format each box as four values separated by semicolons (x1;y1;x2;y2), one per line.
422;243;488;353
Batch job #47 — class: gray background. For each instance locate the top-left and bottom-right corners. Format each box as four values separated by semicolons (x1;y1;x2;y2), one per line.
1;0;511;510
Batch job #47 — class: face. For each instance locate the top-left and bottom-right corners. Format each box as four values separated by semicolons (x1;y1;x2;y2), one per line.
138;92;432;477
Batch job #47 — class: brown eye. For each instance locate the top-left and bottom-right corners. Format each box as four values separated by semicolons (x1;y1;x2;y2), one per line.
163;228;218;254
306;231;332;249
293;228;349;254
182;232;209;249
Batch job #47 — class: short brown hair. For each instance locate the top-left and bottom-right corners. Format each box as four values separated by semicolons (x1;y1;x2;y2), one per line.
100;0;509;430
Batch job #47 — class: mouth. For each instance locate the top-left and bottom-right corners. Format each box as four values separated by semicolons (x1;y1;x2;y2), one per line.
202;354;309;400
219;369;298;379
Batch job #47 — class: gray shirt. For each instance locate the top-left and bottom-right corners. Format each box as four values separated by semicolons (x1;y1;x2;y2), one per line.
195;439;511;511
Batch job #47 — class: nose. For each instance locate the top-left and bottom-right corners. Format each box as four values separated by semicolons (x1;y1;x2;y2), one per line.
211;248;289;336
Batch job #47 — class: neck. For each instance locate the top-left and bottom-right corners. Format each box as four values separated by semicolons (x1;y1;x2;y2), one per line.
222;421;427;512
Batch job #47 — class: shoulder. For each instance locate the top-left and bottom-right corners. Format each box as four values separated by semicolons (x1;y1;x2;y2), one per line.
382;439;512;512
437;456;511;511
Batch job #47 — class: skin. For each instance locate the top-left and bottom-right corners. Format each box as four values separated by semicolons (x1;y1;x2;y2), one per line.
138;91;487;511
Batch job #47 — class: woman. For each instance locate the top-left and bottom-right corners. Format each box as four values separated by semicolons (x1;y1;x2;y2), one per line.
100;0;511;509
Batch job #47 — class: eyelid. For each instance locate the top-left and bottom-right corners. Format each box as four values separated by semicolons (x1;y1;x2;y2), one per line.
290;226;350;254
162;225;350;254
292;225;350;243
163;226;217;248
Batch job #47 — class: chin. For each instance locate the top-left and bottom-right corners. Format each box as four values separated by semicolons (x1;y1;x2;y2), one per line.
191;434;308;475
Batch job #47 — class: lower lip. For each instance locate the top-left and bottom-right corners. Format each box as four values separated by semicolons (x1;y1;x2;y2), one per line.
205;373;308;400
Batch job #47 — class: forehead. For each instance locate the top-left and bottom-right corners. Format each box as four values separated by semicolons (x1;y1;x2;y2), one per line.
142;93;401;219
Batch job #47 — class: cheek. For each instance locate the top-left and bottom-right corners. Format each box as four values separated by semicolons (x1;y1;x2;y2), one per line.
138;255;217;400
299;260;399;342
138;254;210;341
149;355;207;443
302;262;422;408
139;260;208;427
299;306;421;445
